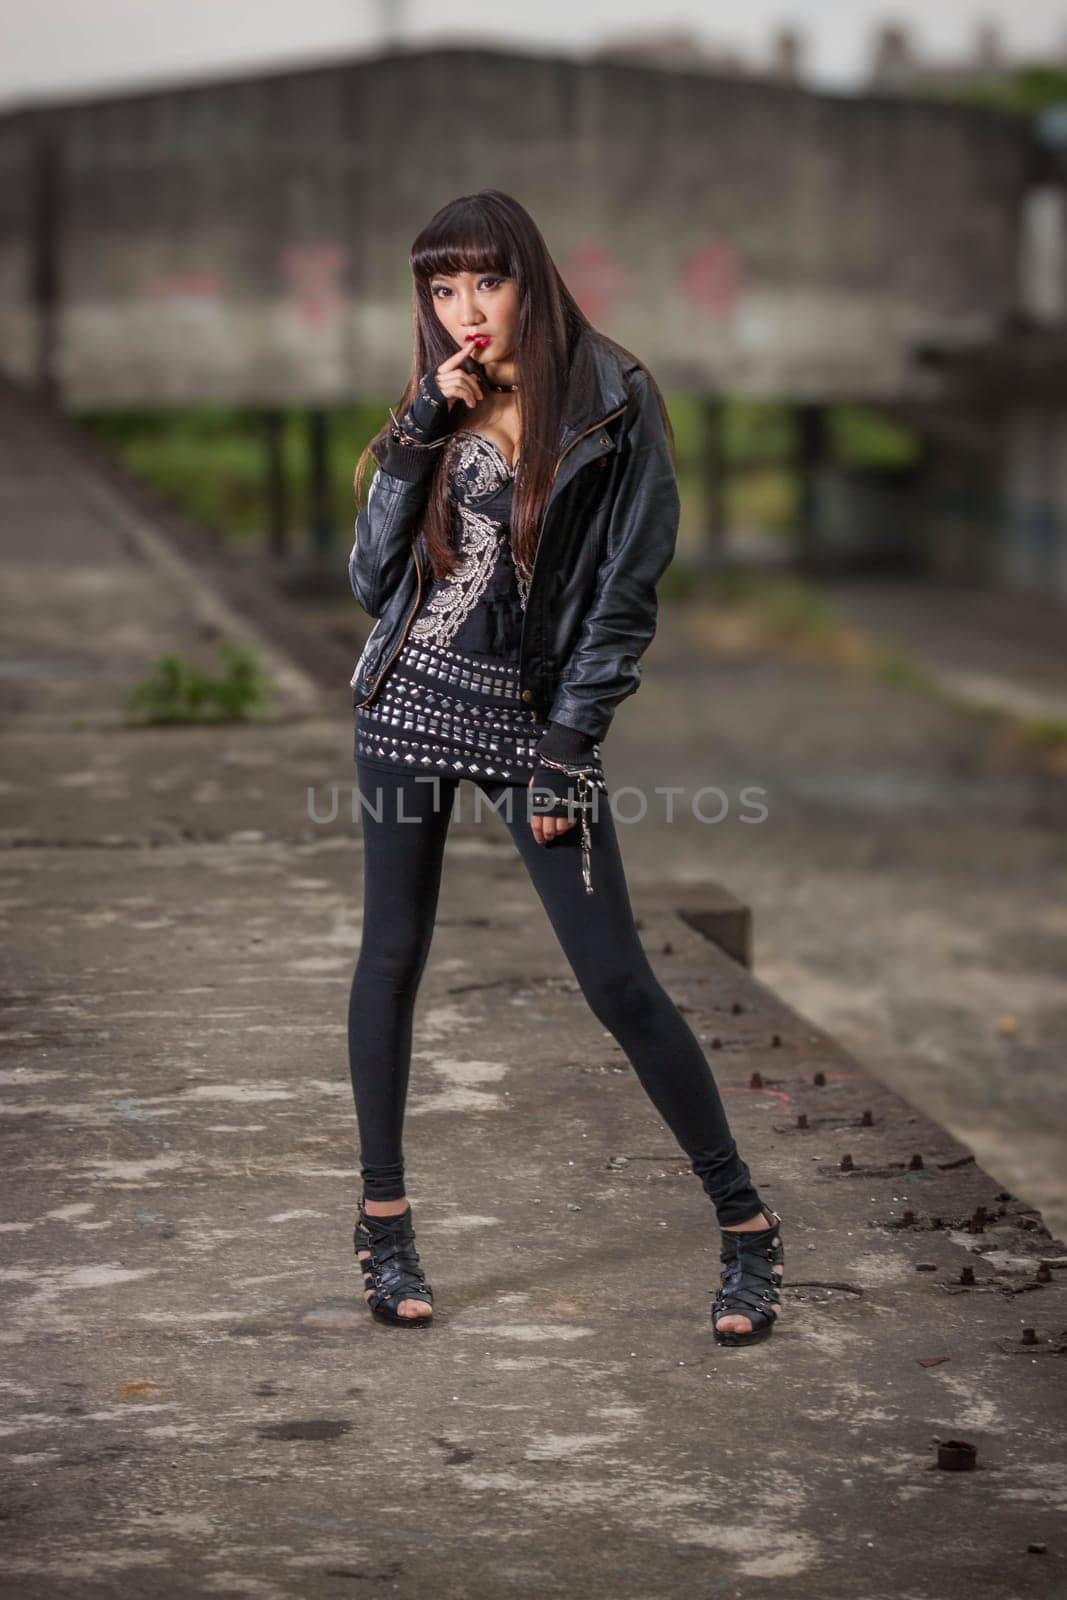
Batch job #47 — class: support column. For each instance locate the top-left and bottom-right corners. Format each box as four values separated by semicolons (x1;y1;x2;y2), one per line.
698;396;727;568
794;402;828;574
263;410;288;561
307;409;332;557
30;127;61;407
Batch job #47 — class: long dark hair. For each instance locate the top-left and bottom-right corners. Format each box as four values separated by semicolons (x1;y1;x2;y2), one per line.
353;189;674;585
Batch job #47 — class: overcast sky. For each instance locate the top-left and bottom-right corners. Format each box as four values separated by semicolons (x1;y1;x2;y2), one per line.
3;0;1066;106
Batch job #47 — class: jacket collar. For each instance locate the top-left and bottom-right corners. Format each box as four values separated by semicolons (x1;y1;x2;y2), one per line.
559;329;632;447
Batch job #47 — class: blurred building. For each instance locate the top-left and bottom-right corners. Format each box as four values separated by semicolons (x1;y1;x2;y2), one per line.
916;113;1067;600
867;19;1067;96
1;41;1065;599
592;25;807;86
860;20;1067;599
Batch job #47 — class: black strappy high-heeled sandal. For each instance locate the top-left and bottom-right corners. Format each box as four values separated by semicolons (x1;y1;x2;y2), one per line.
354;1200;435;1328
710;1205;784;1347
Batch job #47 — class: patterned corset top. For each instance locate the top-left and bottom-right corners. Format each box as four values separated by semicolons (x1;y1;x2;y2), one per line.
354;428;611;787
407;428;529;657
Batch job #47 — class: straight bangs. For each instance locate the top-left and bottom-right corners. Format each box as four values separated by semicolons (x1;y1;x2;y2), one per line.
410;206;517;286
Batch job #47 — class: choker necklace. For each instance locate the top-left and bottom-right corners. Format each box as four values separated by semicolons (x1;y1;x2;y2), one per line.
482;376;518;393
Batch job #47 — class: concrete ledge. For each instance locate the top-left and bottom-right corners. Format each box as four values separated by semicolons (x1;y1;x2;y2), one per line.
642;877;753;969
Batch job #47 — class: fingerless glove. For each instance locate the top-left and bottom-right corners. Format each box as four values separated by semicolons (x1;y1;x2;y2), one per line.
371;368;454;481
530;721;600;820
396;368;452;444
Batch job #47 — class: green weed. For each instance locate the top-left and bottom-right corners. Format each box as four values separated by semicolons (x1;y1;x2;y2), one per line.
126;642;272;725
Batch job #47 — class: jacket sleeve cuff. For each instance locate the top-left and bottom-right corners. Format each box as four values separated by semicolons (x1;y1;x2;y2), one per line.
535;720;599;762
370;433;444;483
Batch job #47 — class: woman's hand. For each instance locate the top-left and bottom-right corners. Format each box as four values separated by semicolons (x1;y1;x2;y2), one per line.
527;770;578;845
434;344;485;412
392;348;483;446
527;721;600;844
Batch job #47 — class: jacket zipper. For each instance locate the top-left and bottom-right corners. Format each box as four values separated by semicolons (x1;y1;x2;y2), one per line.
518;401;628;705
353;399;627;712
349;616;383;687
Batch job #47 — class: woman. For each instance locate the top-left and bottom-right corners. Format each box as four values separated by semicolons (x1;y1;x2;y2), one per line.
347;190;784;1346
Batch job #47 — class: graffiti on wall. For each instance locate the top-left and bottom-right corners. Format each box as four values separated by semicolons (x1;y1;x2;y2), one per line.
562;237;744;324
150;272;223;300
680;242;743;317
279;244;350;329
560;240;630;323
146;240;739;327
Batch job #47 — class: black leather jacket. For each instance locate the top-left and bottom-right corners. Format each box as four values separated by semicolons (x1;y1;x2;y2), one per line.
348;329;680;746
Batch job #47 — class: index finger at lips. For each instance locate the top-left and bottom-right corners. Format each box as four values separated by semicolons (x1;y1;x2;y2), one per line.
440;343;477;372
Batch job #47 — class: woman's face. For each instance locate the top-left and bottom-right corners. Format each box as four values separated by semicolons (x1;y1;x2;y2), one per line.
428;268;520;365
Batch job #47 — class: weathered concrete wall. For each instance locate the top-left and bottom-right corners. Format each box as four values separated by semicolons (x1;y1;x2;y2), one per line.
1002;405;1067;598
0;117;35;383
0;46;1036;407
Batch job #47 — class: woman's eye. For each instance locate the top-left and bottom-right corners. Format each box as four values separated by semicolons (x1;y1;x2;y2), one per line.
431;277;501;298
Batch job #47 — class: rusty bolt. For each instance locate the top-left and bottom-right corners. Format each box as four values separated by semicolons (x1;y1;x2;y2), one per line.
908;1153;924;1171
797;1113;808;1130
750;1070;763;1089
840;1153;854;1172
813;1070;826;1087
860;1109;873;1127
1021;1327;1038;1346
960;1265;975;1286
937;1440;977;1471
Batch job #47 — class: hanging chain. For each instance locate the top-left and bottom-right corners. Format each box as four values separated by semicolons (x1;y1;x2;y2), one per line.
534;752;602;895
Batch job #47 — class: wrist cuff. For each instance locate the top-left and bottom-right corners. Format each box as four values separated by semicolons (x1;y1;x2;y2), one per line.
370;434;441;482
536;720;598;762
403;369;451;442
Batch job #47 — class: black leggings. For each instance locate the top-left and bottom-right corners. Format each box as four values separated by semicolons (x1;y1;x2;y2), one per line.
347;758;766;1227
